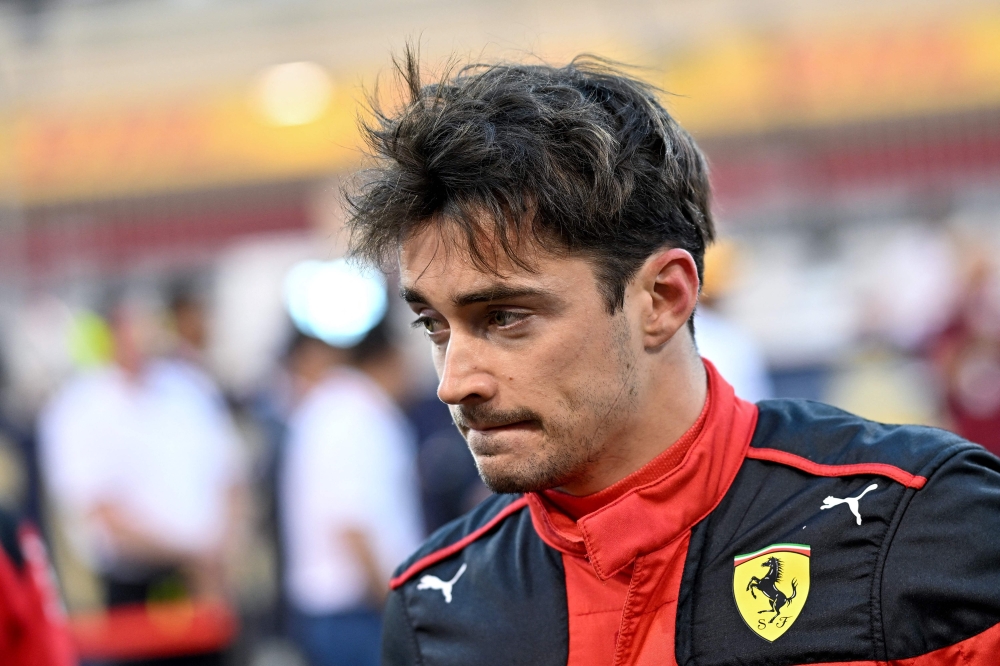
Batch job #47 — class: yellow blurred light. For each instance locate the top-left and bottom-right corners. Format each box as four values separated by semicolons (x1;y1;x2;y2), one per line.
253;61;333;127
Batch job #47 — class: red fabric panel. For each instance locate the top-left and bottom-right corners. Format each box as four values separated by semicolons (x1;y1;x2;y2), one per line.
539;363;758;666
389;497;529;589
574;380;758;579
745;447;927;489
562;553;630;666
614;536;690;666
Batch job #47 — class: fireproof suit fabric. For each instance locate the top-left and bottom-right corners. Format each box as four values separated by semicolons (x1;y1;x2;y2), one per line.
383;363;1000;665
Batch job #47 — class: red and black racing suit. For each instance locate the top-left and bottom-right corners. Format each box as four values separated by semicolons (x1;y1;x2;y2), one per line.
384;361;1000;665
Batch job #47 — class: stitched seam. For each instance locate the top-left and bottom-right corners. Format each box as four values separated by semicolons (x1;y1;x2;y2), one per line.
612;556;645;666
399;587;425;666
866;499;900;663
630;595;676;617
571;608;633;618
872;442;976;661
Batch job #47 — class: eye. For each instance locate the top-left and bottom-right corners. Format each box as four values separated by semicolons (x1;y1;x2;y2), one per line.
488;310;528;328
411;315;446;335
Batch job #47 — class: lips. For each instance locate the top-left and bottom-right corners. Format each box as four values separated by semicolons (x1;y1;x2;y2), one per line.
469;420;534;433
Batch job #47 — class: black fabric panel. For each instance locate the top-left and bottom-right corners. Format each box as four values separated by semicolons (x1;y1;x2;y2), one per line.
677;459;899;665
398;506;568;666
0;507;23;570
752;399;968;474
392;493;520;579
382;587;423;666
879;446;1000;660
677;400;1000;666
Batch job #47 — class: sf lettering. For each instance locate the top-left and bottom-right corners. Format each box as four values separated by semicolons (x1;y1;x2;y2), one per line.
758;616;790;630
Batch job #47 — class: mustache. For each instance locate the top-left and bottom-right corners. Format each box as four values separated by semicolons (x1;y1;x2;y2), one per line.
451;404;542;430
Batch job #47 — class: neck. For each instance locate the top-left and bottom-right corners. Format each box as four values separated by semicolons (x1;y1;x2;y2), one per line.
558;339;708;496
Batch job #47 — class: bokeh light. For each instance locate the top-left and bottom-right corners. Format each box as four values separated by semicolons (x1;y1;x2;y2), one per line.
253;61;333;127
283;259;387;347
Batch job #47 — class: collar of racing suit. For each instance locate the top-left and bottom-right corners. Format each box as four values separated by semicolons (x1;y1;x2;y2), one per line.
525;359;759;581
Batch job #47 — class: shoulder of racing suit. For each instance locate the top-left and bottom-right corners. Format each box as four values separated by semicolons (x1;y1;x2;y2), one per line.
384;493;568;666
384;398;1000;665
677;398;1000;665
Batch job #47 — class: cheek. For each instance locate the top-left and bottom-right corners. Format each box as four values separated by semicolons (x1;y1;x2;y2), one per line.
430;345;446;378
508;319;618;401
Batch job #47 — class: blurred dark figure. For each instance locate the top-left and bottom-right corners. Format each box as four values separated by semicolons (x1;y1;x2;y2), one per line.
0;506;75;666
279;321;422;666
38;296;245;666
931;256;1000;455
168;283;210;365
405;395;489;533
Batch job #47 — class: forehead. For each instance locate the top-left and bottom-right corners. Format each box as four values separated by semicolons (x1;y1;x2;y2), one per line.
398;223;592;303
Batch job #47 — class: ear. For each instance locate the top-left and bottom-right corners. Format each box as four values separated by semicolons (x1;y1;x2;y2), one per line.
634;247;700;349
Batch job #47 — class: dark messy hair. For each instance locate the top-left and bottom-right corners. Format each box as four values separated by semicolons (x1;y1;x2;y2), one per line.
346;48;715;318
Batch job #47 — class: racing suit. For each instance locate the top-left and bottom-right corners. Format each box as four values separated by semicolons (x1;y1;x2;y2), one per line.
383;361;1000;665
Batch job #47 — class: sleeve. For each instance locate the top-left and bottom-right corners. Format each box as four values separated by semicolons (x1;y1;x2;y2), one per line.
381;587;421;665
879;445;1000;663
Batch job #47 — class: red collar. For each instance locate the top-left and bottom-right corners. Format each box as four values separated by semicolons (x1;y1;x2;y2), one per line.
525;360;759;580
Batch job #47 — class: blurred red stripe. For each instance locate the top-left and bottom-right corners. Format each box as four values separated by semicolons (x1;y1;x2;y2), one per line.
69;600;238;660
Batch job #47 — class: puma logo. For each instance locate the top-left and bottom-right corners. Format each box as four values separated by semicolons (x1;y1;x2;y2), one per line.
820;483;878;525
417;563;467;603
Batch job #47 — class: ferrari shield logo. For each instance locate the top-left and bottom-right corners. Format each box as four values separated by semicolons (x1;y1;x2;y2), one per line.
732;544;811;642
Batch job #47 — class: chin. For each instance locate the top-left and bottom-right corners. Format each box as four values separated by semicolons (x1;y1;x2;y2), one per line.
473;450;577;495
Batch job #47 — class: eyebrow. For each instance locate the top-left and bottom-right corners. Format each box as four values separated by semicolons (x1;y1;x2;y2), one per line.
400;284;557;308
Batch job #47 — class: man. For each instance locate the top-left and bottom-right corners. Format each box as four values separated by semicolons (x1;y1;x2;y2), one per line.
280;323;423;666
347;52;1000;665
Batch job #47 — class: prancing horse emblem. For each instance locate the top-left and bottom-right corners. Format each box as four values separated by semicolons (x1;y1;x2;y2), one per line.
746;557;798;623
733;544;811;642
417;563;467;603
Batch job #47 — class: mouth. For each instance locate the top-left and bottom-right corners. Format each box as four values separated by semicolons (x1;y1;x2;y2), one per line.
463;419;542;457
467;420;535;434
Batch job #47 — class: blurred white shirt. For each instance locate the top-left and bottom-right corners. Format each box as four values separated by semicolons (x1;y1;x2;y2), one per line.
39;359;244;571
695;308;774;403
281;368;423;615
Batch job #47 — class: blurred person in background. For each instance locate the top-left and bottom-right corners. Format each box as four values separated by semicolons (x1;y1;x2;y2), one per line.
931;254;1000;456
167;281;212;367
693;240;773;403
279;315;423;666
38;293;245;666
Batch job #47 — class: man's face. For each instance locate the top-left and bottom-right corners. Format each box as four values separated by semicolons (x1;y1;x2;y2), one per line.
400;224;641;494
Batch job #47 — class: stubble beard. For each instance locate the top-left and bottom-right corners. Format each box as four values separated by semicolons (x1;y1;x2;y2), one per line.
453;314;640;494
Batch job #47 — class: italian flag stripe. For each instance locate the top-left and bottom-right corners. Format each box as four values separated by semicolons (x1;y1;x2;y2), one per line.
733;543;811;566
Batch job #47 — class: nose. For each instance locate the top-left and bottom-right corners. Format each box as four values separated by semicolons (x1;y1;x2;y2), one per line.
436;334;497;406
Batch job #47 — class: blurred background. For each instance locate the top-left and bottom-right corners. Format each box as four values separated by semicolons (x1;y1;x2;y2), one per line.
1;0;999;663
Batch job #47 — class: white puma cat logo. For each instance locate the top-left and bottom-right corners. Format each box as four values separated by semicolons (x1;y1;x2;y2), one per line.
820;483;879;525
417;563;467;603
